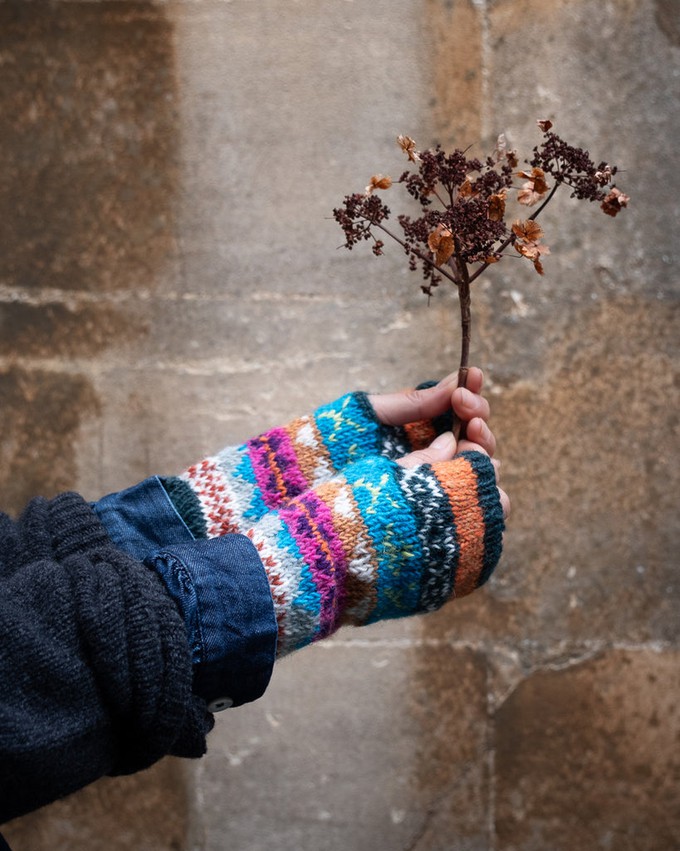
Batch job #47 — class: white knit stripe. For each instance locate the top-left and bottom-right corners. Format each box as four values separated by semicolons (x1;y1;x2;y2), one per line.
212;444;262;529
399;465;458;608
180;457;239;538
379;427;410;460
330;483;374;584
248;511;313;651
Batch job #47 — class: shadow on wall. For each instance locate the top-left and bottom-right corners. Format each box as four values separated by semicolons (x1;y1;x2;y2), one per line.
0;1;179;513
1;4;190;850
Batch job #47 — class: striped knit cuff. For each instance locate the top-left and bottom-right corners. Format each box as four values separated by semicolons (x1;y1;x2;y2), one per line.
161;390;445;541
247;450;504;657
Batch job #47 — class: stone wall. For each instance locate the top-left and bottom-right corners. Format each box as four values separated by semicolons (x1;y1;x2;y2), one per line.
2;1;678;849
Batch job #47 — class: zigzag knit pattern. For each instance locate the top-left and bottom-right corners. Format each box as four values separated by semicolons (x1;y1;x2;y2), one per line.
162;390;445;539
242;451;503;656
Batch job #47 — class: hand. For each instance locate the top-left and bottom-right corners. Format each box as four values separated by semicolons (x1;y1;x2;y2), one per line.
164;369;496;539
370;368;509;519
369;366;496;457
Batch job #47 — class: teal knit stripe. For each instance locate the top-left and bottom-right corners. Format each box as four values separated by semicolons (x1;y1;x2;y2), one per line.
161;477;207;539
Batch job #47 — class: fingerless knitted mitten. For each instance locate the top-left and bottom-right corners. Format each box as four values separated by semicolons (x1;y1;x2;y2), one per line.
249;451;503;655
166;440;503;656
162;387;450;539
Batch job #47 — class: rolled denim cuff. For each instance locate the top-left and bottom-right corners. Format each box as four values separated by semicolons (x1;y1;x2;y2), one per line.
92;475;195;559
92;477;277;709
147;536;277;709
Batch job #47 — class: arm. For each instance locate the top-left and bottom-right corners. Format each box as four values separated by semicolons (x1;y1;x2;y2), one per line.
0;493;212;823
0;370;507;821
150;369;507;657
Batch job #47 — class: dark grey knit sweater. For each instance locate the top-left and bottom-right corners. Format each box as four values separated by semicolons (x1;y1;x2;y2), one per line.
0;492;213;823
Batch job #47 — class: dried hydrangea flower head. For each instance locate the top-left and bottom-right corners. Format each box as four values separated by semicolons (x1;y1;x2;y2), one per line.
333;119;628;414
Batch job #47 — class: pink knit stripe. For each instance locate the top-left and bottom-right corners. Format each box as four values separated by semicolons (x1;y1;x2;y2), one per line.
279;490;348;638
247;428;310;509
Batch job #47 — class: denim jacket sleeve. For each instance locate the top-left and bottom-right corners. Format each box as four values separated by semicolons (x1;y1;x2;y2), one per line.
92;476;277;711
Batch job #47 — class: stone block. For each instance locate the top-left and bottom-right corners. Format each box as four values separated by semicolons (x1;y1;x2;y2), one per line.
0;366;99;514
0;2;182;294
494;649;680;850
422;0;484;147
194;643;491;851
3;760;189;851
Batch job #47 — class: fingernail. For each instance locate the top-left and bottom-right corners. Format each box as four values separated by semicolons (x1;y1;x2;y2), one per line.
458;387;474;405
431;431;455;451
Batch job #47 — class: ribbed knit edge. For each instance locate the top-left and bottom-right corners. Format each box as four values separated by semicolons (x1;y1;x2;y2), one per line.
160;476;208;539
458;451;505;587
48;492;112;560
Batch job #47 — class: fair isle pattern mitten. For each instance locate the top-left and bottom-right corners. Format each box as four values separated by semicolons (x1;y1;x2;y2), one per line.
162;385;451;539
245;450;504;657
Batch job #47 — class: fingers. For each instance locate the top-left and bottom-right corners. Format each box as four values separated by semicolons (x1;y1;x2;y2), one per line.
369;367;484;427
498;487;511;519
396;431;456;469
396;434;492;470
452;386;490;425
461;417;496;456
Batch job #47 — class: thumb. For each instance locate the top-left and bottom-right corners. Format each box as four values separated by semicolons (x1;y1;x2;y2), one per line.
396;430;456;469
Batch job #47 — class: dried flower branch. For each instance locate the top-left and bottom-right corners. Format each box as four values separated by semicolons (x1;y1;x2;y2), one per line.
333;120;628;432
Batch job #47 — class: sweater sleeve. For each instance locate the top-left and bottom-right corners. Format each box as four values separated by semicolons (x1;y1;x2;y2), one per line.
0;493;213;824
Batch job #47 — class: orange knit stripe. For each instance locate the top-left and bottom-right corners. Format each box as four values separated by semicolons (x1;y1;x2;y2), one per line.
314;480;377;623
433;456;485;597
285;417;333;486
262;436;289;499
403;419;437;451
314;481;357;558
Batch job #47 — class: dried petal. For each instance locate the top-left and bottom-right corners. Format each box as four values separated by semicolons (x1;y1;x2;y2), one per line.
601;187;630;217
517;168;550;206
515;241;550;260
531;168;549;195
512;219;543;242
365;174;392;195
435;235;455;266
493;133;508;162
397;135;419;162
493;133;519;168
458;177;474;198
428;224;455;266
537;119;553;132
517;182;541;206
513;217;549;273
488;190;507;222
594;164;613;186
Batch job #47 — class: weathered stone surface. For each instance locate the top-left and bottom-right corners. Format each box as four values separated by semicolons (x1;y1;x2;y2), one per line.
2;0;679;848
194;643;491;851
423;0;484;147
494;649;680;851
0;366;99;514
171;0;434;297
0;2;181;293
3;760;189;851
0;299;146;359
